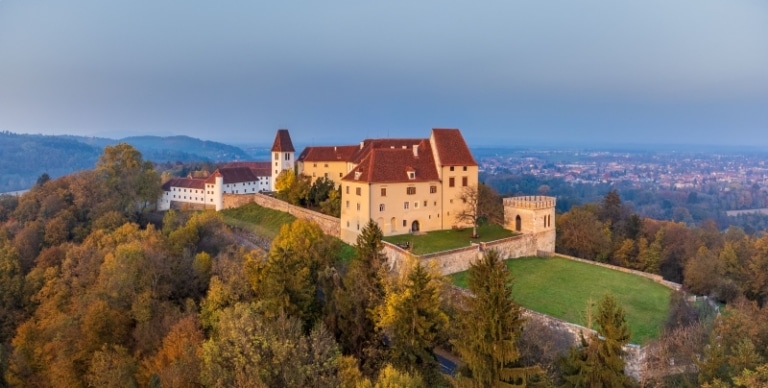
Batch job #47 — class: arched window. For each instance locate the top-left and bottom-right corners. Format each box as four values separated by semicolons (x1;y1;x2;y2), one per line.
515;215;522;232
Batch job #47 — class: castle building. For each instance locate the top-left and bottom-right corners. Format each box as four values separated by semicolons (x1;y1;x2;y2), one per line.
297;128;478;244
157;129;294;211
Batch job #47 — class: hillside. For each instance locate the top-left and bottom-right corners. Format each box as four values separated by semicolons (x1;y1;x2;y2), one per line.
0;132;252;192
0;132;101;192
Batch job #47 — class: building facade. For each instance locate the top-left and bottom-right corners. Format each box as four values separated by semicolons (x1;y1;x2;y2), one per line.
298;129;478;244
158;129;294;211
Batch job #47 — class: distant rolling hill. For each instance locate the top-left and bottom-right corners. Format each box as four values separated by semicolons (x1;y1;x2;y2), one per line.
0;131;252;192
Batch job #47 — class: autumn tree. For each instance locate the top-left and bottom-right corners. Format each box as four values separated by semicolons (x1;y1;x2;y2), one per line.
201;303;341;387
275;169;311;205
556;206;612;261
561;294;632;387
697;300;768;386
453;249;543;387
141;315;204;387
95;143;161;217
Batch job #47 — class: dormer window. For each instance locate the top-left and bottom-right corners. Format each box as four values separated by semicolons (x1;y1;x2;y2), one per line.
408;172;415;180
354;171;362;180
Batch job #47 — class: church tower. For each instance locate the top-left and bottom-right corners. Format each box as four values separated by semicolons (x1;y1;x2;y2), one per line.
270;129;295;191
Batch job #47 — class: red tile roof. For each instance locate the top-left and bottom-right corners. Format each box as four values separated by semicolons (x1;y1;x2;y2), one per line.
223;161;271;177
297;145;359;162
343;140;439;183
271;129;295;152
431;128;477;167
162;177;206;191
204;167;259;184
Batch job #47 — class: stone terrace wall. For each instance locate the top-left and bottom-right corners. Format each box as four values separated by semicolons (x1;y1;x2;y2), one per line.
553;253;682;291
383;233;543;276
222;193;341;237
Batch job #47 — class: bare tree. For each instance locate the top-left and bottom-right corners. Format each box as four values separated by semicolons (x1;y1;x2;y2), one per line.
455;183;503;238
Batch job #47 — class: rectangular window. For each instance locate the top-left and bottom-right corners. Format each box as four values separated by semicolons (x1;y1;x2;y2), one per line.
449;177;455;187
274;153;279;160
462;177;468;186
356;203;361;211
346;201;349;208
430;186;437;193
356;187;361;196
463;166;467;171
403;220;407;227
324;173;328;178
285;153;290;160
381;188;387;197
424;200;427;207
414;202;419;209
313;163;317;167
380;204;385;212
346;186;349;194
324;163;328;167
406;187;416;195
450;166;455;171
339;173;343;177
404;202;409;210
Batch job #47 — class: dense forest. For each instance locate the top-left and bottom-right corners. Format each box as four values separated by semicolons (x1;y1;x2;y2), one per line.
0;144;573;387
3;145;768;386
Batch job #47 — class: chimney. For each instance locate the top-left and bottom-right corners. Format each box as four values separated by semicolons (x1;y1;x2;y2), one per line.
412;145;418;157
360;141;364;150
334;146;337;152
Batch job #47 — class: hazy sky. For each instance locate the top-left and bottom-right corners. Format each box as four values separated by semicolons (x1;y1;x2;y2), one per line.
1;1;767;147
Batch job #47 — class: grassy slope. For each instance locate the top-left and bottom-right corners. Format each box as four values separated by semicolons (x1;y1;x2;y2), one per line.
221;202;357;262
383;224;515;255
221;203;297;239
451;256;671;344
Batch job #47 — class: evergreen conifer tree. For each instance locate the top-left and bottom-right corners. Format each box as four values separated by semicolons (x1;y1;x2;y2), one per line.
561;294;631;387
453;249;543;387
377;262;448;381
334;219;389;376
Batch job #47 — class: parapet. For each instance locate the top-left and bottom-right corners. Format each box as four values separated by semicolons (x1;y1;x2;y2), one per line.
503;196;557;210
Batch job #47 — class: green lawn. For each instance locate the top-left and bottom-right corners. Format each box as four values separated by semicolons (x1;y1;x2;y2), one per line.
450;256;672;344
383;224;516;255
221;203;296;239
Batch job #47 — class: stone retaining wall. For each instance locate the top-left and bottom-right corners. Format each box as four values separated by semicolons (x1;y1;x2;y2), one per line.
222;193;341;237
382;232;550;275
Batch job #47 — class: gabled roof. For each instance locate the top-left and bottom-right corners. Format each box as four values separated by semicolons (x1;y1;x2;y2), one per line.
162;177;206;191
204;167;259;184
223;161;271;177
431;128;477;167
297;145;359;163
342;140;439;183
348;138;425;164
271;129;295;152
